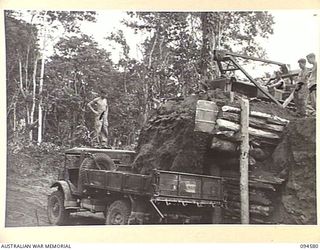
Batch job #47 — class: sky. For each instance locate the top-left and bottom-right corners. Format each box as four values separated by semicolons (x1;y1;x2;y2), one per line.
81;11;143;61
262;10;319;66
82;10;319;75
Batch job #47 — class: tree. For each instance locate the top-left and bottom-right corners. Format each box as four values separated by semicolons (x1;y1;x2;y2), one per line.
6;10;97;145
123;12;203;122
32;11;97;144
106;31;143;145
5;12;40;142
6;11;275;149
124;11;275;98
44;34;118;145
199;12;274;80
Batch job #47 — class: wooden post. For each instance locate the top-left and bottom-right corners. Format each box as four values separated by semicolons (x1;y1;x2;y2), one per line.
240;97;250;224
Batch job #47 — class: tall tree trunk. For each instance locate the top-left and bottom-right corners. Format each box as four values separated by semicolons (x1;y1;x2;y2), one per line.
25;46;31;134
30;56;38;141
19;57;30;135
18;58;25;98
73;73;78;94
200;12;214;81
70;113;75;146
37;11;48;145
26;106;30;125
143;82;149;124
43;109;47;141
25;45;30;89
123;70;127;94
213;13;222;77
143;30;159;124
37;53;45;145
13;102;16;132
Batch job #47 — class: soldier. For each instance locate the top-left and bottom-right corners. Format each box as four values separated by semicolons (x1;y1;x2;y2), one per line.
267;71;285;90
87;90;109;146
306;53;317;109
294;58;310;116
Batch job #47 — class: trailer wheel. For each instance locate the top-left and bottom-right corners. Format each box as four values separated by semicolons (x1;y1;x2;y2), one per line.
47;190;69;225
105;200;131;225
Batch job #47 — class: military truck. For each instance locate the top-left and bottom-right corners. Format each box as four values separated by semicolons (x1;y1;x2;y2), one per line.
47;147;225;225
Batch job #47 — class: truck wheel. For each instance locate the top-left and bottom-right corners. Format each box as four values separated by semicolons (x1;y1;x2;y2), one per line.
78;154;116;190
47;190;69;225
105;200;131;225
92;153;116;171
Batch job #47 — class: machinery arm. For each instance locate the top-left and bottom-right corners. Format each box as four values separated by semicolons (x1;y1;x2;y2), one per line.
213;50;284;107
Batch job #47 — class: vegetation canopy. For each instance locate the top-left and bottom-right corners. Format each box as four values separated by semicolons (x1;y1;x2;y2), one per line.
6;10;274;150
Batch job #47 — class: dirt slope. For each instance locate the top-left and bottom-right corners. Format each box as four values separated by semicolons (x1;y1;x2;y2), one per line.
272;117;317;224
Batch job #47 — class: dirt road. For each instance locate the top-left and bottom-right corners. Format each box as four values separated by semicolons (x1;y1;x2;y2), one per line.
5;153;105;227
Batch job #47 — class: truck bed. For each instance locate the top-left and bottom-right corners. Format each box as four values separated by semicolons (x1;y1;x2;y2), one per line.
83;169;225;204
83;169;152;195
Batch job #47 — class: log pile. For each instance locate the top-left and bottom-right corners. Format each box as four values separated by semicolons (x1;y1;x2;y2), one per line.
208;104;289;224
207;104;290;171
221;171;285;224
215;105;289;145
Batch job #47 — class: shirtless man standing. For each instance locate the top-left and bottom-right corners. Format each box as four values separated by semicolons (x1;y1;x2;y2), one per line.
87;90;109;146
306;53;317;109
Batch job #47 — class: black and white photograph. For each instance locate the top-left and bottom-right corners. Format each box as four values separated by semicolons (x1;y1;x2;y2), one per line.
4;10;318;228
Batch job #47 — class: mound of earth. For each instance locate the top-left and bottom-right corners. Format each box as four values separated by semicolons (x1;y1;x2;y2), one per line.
272;117;317;224
132;89;316;224
132;89;294;175
132;90;229;175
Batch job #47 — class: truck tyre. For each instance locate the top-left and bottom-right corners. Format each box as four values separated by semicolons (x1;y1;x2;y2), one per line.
47;190;69;225
78;154;116;191
105;200;131;225
92;153;116;171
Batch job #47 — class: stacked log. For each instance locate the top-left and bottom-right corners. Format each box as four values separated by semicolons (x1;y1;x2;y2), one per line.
216;105;289;144
209;105;289;224
221;170;285;224
210;104;289;170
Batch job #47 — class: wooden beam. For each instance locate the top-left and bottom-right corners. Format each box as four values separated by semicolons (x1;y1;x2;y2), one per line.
240;98;250;224
219;112;285;132
227;56;283;107
221;105;289;125
216;119;280;139
282;89;295;108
